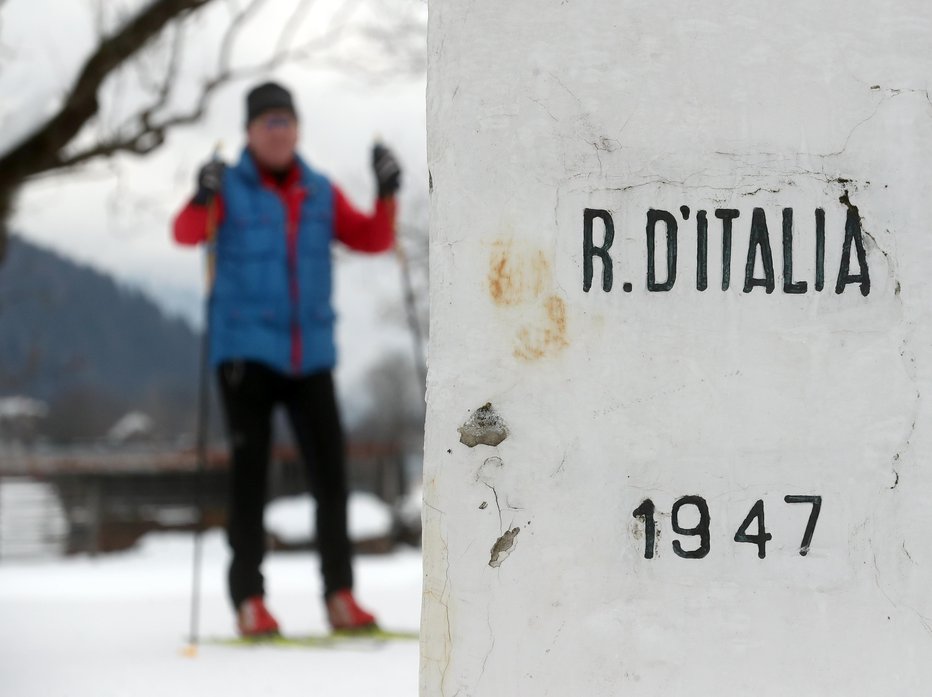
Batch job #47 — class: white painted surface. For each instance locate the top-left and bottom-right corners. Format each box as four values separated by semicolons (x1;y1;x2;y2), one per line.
422;2;932;695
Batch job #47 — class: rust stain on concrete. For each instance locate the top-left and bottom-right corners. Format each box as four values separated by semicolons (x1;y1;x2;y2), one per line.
488;239;569;361
514;295;569;361
488;240;549;306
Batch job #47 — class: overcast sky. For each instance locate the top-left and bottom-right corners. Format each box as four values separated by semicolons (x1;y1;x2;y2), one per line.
1;0;428;326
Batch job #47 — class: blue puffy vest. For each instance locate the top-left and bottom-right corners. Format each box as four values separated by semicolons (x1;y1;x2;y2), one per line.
208;149;336;375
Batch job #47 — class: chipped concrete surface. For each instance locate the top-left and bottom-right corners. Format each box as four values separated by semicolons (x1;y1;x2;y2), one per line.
488;527;520;568
458;404;509;448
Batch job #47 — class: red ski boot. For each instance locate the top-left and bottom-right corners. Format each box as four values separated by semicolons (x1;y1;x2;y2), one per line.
236;596;280;638
326;589;378;631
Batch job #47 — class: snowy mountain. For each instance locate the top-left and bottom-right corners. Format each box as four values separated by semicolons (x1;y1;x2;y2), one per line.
0;235;200;441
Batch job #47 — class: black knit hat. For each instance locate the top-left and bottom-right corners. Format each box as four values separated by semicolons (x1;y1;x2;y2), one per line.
246;82;297;125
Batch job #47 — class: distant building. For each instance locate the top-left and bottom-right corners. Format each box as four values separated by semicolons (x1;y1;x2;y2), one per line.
0;396;49;446
107;412;156;444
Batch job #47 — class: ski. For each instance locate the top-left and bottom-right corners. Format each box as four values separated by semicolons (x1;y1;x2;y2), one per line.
206;627;418;649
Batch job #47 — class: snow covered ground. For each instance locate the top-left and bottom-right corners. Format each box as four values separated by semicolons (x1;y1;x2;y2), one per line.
0;531;423;696
265;492;394;545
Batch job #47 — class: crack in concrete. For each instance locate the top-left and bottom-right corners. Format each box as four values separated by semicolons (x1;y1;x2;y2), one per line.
740;186;782;196
839;189;887;260
551;451;567;477
838;188;902;299
477;606;496;688
527;96;558;122
437;526;454;696
482;482;503;531
548;71;582;106
823;97;885;157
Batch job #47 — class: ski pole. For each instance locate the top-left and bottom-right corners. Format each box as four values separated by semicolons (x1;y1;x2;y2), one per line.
374;135;426;391
394;229;427;516
374;136;426;507
394;233;427;393
183;147;222;658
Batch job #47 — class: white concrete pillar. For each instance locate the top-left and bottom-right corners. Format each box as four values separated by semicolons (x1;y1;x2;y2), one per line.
422;3;932;695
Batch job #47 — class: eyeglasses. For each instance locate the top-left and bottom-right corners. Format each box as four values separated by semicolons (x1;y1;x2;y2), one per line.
259;114;296;130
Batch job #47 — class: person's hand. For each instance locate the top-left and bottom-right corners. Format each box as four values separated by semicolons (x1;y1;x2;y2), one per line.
372;144;401;199
193;159;226;206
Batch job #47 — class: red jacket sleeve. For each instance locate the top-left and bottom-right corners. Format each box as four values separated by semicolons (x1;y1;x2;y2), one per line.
333;186;396;253
172;196;225;245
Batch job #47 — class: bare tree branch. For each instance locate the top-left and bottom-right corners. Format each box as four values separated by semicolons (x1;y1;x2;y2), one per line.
0;0;426;263
273;0;317;59
58;0;291;170
59;0;364;171
217;0;270;72
0;0;216;261
0;0;212;187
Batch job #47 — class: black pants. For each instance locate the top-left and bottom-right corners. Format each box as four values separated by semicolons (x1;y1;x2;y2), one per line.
217;360;353;608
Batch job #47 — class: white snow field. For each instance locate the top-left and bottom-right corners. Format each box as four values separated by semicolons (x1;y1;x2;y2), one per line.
265;492;395;546
0;530;422;696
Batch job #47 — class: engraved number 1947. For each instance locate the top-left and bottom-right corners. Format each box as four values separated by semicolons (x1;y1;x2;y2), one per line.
632;495;822;560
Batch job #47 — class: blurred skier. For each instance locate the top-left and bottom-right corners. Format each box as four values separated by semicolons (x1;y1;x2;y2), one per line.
172;81;401;637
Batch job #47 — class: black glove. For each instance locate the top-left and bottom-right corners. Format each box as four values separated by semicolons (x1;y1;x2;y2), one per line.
193;159;226;206
372;144;401;199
